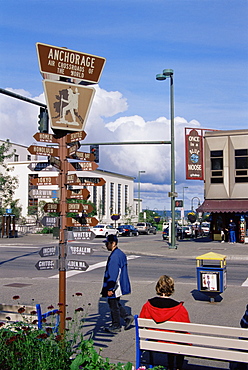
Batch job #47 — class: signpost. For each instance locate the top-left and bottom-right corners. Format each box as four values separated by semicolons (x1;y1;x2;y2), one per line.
35;260;58;270
28;162;50;171
78;177;106;186
41;216;58;227
28;145;59;157
29;189;58;199
66;260;89;271
68;231;95;241
43;203;60;213
43;80;95;132
65;216;98;228
30;176;58;186
68;245;93;254
39;246;58;257
35;42;105;336
36;43;106;84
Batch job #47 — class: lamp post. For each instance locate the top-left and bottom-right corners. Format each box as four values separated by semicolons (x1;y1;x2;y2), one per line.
138;170;145;221
182;186;188;226
156;69;176;249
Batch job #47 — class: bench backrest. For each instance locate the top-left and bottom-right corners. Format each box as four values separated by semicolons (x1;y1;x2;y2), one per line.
135;315;248;368
0;303;59;332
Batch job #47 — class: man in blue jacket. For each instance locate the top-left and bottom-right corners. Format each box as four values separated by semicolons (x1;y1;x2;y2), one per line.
101;234;134;333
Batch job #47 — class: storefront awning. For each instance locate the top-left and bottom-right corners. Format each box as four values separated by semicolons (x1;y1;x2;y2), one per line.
197;199;248;213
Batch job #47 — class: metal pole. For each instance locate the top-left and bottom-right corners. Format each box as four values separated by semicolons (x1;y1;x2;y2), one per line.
138;172;141;222
170;73;176;249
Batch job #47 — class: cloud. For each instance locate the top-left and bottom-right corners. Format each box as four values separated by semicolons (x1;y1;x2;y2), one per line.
0;86;204;209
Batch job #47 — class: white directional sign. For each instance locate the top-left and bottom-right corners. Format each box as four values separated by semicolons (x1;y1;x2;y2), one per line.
67;260;89;271
35;260;58;270
39;246;58;257
68;245;93;255
43;80;95;132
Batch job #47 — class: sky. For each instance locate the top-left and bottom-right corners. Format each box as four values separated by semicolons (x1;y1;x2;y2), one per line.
0;0;248;212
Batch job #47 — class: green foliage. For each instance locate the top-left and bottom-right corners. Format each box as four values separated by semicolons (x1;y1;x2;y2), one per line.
0;140;20;217
37;226;53;234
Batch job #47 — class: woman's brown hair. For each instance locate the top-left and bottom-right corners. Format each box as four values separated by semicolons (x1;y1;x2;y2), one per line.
155;275;175;296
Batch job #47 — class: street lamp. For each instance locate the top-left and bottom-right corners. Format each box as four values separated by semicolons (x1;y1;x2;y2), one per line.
156;69;176;249
182;186;188;226
138;170;146;221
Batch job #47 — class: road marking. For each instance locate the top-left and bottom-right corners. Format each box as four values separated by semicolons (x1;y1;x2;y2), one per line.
49;255;140;279
0;245;40;248
242;278;248;287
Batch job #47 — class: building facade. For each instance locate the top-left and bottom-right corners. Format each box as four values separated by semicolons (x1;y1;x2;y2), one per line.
1;140;139;225
198;129;248;242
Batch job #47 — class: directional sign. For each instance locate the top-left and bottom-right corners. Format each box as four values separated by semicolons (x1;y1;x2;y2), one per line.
35;260;58;270
67;260;89;271
68;231;95;241
43;203;60;213
78;177;106;186
70;151;95;161
28;145;59;157
68;245;93;254
49;156;61;170
43;80;95;132
67;203;93;213
28;162;51;171
29;189;59;199
66;188;90;200
66;174;79;185
30;176;58;186
33;132;59;143
66;216;98;227
41;216;58;227
39;246;58;257
68;161;98;171
66;131;87;144
67;142;80;157
36;43;106;84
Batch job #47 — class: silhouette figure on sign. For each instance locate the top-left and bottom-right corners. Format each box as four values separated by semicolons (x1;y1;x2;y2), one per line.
53;87;83;126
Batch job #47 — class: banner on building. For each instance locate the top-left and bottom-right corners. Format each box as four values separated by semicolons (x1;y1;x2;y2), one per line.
185;128;204;180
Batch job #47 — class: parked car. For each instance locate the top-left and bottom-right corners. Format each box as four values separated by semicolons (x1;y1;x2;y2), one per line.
90;224;119;237
117;224;139;237
176;226;192;239
136;222;157;235
201;222;210;235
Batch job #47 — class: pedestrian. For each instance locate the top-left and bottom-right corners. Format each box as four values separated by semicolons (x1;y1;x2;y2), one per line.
221;227;225;243
228;219;236;244
139;275;190;370
101;234;134;334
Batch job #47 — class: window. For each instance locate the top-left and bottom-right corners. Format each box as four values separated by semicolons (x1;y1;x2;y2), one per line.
27;155;31;161
235;149;248;183
110;182;114;213
14;154;19;162
210;150;223;183
125;185;128;214
93;186;97;207
118;184;121;214
102;184;106;216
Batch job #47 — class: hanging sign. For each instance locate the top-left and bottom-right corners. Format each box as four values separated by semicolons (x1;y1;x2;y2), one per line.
185;129;204;180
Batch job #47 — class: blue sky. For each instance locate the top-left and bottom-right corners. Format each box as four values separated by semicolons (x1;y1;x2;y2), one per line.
0;0;248;210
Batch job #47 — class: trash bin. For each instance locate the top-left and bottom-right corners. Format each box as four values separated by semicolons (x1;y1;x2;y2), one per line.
196;252;227;302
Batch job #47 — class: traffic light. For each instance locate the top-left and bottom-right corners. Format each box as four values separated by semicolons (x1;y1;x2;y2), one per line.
90;145;99;163
38;107;49;133
175;200;183;208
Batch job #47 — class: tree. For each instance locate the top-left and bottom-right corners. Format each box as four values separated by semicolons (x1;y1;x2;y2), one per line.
0;140;20;218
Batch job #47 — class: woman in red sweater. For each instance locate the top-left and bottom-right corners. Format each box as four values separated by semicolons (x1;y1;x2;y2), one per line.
139;275;190;370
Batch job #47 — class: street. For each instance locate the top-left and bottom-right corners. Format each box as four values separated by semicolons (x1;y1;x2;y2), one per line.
0;233;248;368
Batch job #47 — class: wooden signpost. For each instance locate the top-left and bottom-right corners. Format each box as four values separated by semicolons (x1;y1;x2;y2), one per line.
35;42;105;336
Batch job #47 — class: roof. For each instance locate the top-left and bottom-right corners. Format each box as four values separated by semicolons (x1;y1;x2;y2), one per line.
197;199;248;213
196;252;226;260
